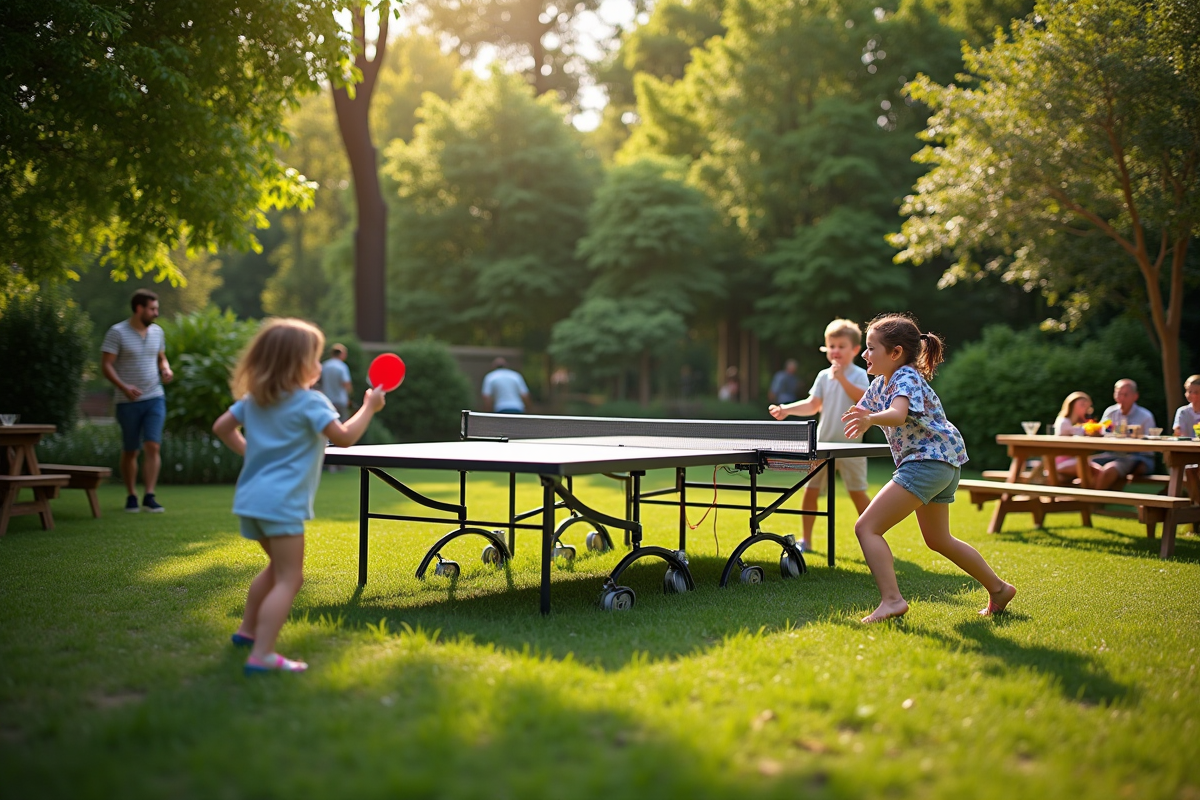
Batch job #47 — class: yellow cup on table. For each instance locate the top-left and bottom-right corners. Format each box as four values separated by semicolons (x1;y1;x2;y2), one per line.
1193;422;1200;440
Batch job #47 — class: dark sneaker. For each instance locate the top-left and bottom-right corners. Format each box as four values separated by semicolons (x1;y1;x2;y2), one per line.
142;493;164;513
125;494;141;513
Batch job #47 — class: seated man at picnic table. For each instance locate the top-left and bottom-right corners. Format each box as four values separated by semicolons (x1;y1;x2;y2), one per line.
1093;378;1157;480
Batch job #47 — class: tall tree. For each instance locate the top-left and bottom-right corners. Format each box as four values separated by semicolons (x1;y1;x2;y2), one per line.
891;0;1200;418
333;1;394;342
417;0;605;104
622;0;963;356
0;0;350;291
550;156;728;402
383;71;599;346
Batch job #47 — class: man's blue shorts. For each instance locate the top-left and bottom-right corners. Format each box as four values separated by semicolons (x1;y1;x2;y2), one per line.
115;396;166;452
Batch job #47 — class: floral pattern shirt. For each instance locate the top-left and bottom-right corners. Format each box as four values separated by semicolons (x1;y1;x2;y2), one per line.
859;365;968;467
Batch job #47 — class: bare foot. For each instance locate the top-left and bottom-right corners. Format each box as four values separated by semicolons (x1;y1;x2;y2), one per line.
980;582;1016;616
861;598;909;624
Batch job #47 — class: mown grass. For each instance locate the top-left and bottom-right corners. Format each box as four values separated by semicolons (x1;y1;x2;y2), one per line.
1;465;1198;799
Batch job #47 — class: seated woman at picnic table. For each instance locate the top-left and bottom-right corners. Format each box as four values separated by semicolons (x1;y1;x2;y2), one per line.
1052;391;1122;489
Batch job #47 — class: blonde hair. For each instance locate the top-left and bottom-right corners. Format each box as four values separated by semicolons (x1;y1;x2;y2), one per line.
232;318;325;407
1186;374;1200;390
866;313;944;380
824;318;862;345
1057;391;1092;422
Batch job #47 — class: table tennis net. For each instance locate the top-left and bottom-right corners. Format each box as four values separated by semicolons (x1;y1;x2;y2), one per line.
461;412;816;456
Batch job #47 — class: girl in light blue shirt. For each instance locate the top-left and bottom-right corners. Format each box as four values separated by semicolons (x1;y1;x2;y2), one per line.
843;314;1015;624
214;319;386;675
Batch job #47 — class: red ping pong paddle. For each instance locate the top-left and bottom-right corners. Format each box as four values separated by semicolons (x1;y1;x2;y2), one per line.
368;353;405;392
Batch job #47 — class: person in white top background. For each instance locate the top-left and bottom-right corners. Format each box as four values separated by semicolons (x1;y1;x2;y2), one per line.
101;288;173;514
768;319;872;553
481;357;530;414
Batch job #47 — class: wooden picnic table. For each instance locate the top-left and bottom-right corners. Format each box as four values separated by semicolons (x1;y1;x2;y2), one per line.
965;434;1200;558
1;424;69;535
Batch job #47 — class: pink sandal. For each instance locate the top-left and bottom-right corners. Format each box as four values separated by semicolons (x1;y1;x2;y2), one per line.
244;653;308;676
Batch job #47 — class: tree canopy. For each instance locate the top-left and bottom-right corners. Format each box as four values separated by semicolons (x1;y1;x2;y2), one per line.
0;0;352;290
383;71;599;346
891;0;1200;416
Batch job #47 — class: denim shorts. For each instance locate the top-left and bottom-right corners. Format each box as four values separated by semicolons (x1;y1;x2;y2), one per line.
239;516;305;541
893;459;960;505
115;395;166;452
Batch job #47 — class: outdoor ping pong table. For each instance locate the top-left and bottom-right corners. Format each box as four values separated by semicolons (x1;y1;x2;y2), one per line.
324;412;890;614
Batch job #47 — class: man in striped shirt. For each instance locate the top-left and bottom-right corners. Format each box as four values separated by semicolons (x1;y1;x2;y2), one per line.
101;289;174;513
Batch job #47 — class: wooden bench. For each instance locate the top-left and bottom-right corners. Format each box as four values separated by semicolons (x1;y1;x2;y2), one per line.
980;469;1170;487
0;474;72;536
38;464;113;518
959;478;1192;549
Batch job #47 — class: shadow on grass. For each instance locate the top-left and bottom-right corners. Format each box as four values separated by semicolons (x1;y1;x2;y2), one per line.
989;518;1200;562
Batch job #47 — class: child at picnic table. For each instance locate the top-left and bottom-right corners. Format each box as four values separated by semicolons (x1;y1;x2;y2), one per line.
842;313;1016;623
768;318;872;553
213;319;387;675
1173;374;1200;438
1053;392;1123;489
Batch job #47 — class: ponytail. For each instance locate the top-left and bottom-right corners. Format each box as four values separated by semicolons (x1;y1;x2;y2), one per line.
916;332;944;380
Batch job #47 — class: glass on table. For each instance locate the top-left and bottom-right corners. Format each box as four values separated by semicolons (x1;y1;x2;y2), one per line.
1148;427;1163;438
1021;421;1041;436
0;414;18;426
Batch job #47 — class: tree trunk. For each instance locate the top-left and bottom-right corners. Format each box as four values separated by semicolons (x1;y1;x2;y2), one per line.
332;4;391;343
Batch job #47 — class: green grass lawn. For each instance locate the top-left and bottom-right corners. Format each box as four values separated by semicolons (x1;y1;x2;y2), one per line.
2;465;1198;799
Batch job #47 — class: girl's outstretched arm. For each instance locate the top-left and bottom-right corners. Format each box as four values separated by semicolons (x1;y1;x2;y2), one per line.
842;397;910;439
213;411;246;457
325;387;386;448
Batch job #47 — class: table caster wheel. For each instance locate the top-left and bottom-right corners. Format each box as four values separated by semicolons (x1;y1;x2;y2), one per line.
434;559;460;579
553;544;576;561
740;564;764;585
780;549;804;578
481;544;506;566
663;566;689;594
586;531;610;553
600;585;635;611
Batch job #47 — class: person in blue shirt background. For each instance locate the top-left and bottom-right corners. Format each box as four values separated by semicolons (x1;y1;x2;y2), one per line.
213;319;387;675
481;357;530;414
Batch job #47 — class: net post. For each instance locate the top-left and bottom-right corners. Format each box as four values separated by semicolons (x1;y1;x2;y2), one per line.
460;410;470;440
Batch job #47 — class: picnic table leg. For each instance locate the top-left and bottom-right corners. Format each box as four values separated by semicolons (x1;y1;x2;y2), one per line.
34;486;55;530
988;453;1023;534
1073;455;1093;527
1160;511;1178;558
0;485;14;536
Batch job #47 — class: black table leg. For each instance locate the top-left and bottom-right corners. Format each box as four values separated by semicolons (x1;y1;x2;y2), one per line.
358;467;370;586
827;458;836;567
541;478;554;615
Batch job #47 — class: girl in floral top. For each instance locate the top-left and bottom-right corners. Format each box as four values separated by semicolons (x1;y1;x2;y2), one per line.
842;314;1015;623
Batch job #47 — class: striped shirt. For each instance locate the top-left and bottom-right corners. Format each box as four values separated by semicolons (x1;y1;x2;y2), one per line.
101;320;166;404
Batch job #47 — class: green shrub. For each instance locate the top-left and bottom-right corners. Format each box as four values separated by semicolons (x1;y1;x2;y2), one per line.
0;285;93;428
935;320;1162;468
160;308;258;433
376;340;473;442
37;423;243;484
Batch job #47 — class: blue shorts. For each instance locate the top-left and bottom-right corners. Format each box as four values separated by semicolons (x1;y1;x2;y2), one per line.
115;396;166;452
892;460;960;505
239;516;305;541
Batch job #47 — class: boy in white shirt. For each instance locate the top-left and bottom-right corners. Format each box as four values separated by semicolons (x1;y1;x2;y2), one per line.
1173;374;1200;438
768;319;872;552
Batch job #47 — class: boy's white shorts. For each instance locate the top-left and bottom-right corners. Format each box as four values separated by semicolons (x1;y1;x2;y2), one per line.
807;457;868;494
